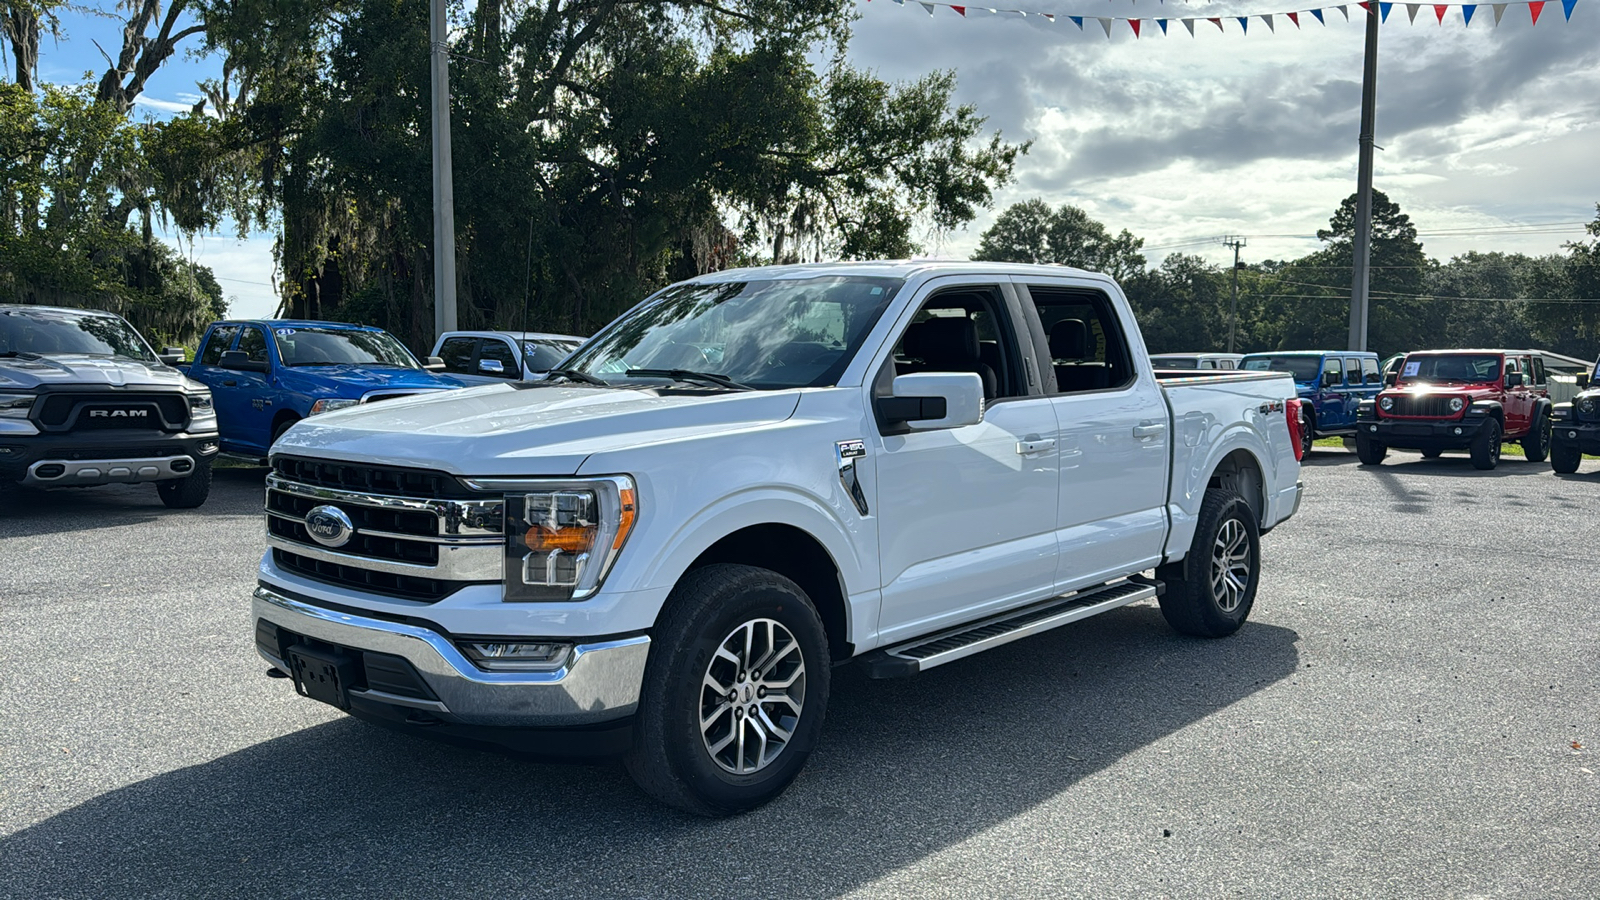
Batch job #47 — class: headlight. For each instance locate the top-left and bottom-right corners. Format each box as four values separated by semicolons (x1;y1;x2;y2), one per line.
492;476;638;602
1581;398;1596;415
1378;396;1393;411
188;392;215;415
0;393;35;419
1449;397;1464;412
310;398;359;415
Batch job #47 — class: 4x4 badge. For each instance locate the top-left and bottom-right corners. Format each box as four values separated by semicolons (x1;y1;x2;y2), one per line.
834;440;869;516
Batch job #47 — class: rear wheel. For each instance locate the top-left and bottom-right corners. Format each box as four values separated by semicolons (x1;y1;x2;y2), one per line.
1300;410;1316;456
157;457;213;509
1551;440;1581;474
1470;418;1502;470
1154;488;1259;638
1521;410;1551;463
625;564;830;816
1356;434;1387;465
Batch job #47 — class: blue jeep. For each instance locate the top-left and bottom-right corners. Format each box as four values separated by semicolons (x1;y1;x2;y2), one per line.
1240;350;1382;454
183;320;469;458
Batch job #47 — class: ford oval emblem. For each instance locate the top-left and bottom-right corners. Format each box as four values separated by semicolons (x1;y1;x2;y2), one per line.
305;505;355;548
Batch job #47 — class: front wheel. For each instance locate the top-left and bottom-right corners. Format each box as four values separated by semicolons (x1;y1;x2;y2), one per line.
157;458;213;509
625;564;830;816
1470;418;1502;470
1154;488;1260;638
1522;411;1551;463
1551;440;1581;474
1356;434;1387;465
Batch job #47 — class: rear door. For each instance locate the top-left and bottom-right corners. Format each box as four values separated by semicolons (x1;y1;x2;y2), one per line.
1015;277;1169;589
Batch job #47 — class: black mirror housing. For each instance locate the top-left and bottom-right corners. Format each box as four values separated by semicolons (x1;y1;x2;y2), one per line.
1384;373;1397;387
219;350;269;373
1578;372;1591;389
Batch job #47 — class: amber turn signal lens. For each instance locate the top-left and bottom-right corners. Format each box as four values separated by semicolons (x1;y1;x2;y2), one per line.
525;524;596;553
614;487;637;551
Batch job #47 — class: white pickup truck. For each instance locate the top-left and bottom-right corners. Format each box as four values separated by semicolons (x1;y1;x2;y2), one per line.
253;261;1304;815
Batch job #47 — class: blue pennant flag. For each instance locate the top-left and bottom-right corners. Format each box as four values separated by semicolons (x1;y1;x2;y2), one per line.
1237;14;1249;30
1157;17;1169;32
1462;3;1477;23
1069;14;1084;28
1379;1;1393;21
1561;0;1577;18
1310;7;1326;22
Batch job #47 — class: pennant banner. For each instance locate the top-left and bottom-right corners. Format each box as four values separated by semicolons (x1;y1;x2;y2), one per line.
868;0;1584;33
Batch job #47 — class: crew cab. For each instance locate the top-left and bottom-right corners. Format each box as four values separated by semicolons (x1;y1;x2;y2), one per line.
430;330;585;384
1149;352;1243;370
1355;349;1552;470
183;320;468;459
249;261;1304;815
1240;351;1382;455
1549;358;1600;474
0;305;219;510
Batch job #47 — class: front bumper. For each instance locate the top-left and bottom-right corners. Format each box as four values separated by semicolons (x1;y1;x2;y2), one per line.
0;427;219;487
252;585;650;730
1552;421;1600;455
1358;415;1488;450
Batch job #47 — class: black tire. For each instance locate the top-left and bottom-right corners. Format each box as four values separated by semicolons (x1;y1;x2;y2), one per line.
1421;449;1443;459
1470;418;1502;470
157;457;213;509
1356;434;1387;465
1154;488;1260;638
1521;410;1551;463
1300;410;1316;456
271;417;300;447
625;564;831;816
0;479;21;515
1551;440;1581;474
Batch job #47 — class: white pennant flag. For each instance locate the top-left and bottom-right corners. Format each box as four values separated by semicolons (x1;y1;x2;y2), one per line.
919;1;936;14
1337;4;1350;20
1406;3;1421;22
1492;2;1508;23
1260;13;1275;30
1098;16;1114;36
1182;17;1196;34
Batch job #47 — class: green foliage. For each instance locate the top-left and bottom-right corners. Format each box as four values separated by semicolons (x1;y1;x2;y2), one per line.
972;198;1144;280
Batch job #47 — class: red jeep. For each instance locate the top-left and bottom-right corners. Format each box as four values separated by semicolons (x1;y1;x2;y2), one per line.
1355;349;1552;470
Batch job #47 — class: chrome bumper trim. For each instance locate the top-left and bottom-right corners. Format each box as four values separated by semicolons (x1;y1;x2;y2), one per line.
23;455;196;487
253;585;650;726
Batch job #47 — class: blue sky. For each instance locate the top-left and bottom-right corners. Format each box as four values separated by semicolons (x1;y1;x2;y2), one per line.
23;0;1600;320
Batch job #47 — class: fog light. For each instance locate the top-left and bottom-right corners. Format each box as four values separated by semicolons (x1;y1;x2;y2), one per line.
1453;427;1462;435
459;641;572;671
1369;425;1378;432
199;441;219;454
1571;431;1580;439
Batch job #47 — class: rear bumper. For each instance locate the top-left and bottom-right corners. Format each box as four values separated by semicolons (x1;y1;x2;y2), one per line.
1358;415;1489;450
1551;421;1600;455
252;585;650;732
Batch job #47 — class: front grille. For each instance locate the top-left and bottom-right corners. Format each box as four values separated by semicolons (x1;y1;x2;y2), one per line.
267;490;438;539
273;456;474;499
268;516;439;565
35;392;188;432
1386;395;1461;419
273;549;462;602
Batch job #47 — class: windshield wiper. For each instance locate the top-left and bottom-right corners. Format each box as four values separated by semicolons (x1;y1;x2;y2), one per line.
546;368;608;386
0;350;44;360
625;368;752;391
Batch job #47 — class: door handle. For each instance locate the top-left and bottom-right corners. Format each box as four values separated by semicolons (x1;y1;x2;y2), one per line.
223;380;237;387
1133;423;1166;439
1017;438;1056;455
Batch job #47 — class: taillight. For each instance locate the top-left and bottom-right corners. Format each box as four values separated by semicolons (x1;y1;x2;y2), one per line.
1285;398;1305;461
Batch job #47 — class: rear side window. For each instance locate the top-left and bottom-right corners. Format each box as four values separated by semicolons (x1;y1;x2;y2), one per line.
1361;357;1380;384
237;326;271;363
1022;286;1135;394
438;337;476;374
1324;357;1344;385
199;325;239;365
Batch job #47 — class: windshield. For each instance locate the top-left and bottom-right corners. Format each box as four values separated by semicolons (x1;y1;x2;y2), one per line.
523;339;581;371
0;308;156;361
1398;354;1502;384
275;327;419;368
560;275;902;389
1242;356;1321;382
1153;357;1198;369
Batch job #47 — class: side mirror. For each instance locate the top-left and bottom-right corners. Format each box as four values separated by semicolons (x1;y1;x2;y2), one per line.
1384;373;1397;387
877;373;984;432
1504;372;1524;388
1577;372;1591;389
478;358;506;375
158;347;186;366
423;356;447;372
218;350;268;373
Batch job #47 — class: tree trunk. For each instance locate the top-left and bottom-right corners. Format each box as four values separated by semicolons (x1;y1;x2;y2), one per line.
3;2;40;91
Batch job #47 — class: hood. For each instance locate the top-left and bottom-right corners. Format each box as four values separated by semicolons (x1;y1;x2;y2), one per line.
273;383;804;476
1384;381;1499;399
284;364;471;392
0;354;200;391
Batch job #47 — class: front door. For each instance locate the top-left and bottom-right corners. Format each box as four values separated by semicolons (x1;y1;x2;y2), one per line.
872;282;1062;645
191;324;246;451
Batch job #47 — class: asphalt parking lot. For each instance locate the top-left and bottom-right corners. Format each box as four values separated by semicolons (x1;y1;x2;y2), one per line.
2;450;1598;899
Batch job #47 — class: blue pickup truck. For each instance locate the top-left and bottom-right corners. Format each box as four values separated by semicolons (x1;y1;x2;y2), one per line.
182;320;468;458
1240;350;1382;454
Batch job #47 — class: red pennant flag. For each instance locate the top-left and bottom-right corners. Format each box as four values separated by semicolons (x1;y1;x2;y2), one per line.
1528;0;1544;22
1208;16;1223;29
1288;11;1301;25
1433;3;1447;20
1130;18;1142;36
951;4;966;15
1358;1;1370;9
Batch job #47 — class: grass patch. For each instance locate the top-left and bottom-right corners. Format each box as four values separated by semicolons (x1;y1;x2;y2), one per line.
1313;436;1599;460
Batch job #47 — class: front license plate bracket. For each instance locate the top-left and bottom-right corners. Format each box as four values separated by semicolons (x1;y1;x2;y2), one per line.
287;643;360;710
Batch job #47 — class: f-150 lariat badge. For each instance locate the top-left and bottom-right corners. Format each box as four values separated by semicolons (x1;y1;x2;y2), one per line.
835;439;869;516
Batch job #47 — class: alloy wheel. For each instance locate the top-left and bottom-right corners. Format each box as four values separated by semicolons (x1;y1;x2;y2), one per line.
1210;518;1252;613
699;618;807;775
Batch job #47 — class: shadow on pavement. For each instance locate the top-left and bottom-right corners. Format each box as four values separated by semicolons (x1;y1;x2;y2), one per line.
0;466;266;537
0;606;1300;898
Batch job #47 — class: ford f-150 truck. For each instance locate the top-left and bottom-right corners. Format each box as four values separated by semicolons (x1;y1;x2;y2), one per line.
1355;349;1551;470
250;261;1304;815
183;320;468;459
1;305;219;510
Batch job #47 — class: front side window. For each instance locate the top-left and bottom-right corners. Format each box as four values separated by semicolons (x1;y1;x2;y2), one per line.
561;276;901;390
199;325;240;365
888;287;1020;401
0;308;156;361
478;339;520;378
1398;354;1503;384
275;328;420;368
1242;356;1321;382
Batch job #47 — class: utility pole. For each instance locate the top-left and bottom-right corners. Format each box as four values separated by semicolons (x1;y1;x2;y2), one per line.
1348;2;1380;352
1222;237;1246;353
430;0;458;342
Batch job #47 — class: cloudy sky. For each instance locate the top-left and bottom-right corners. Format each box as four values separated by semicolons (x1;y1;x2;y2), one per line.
30;0;1600;317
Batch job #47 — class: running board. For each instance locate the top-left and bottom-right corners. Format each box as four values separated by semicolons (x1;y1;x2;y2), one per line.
861;578;1161;679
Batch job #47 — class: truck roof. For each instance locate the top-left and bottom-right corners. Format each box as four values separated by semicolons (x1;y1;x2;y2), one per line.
1404;349;1536;356
1240;350;1378;357
690;260;1103;283
213;319;386;332
0;304;120;318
